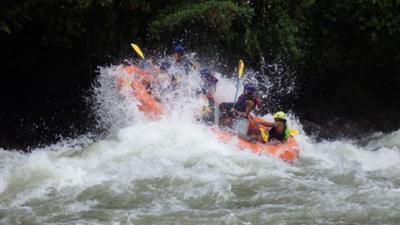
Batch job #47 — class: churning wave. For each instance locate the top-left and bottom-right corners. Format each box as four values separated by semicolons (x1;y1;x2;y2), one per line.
1;61;399;224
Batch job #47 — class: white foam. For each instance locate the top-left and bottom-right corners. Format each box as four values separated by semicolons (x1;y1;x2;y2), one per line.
1;60;400;224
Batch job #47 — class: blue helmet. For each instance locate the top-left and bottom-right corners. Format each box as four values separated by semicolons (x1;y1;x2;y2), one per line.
160;61;171;71
244;83;256;94
200;68;212;78
173;44;185;55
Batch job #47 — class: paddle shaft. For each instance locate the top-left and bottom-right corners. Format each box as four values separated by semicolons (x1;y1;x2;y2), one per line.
233;79;241;102
233;59;244;103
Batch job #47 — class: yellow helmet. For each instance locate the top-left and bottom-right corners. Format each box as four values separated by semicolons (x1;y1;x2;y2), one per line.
273;111;286;120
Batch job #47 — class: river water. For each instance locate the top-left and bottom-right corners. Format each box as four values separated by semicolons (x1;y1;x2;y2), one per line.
1;64;399;225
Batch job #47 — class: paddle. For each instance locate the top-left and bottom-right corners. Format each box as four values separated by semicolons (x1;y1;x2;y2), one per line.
120;43;144;88
131;43;145;59
230;60;268;141
248;115;269;142
259;127;269;141
288;128;300;136
233;59;245;102
130;43;158;72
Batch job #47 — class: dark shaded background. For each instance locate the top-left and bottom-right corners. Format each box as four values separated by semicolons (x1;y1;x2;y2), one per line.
0;32;96;149
1;0;399;149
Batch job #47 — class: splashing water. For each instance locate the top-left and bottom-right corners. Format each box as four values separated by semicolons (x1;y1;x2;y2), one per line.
1;59;400;225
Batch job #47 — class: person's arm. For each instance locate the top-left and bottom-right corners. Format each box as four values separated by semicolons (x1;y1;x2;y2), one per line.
244;100;255;117
258;121;274;127
232;99;255;117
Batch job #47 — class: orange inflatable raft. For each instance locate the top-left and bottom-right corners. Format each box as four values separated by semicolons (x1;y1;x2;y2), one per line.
115;65;300;160
212;115;300;161
115;65;162;118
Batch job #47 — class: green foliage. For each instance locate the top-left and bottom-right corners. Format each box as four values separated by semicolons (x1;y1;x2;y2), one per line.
1;0;399;104
149;0;254;61
150;1;252;35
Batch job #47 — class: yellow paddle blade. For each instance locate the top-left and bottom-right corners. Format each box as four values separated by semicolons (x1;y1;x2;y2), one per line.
202;106;212;114
238;59;244;79
259;127;269;142
131;43;144;59
289;128;300;136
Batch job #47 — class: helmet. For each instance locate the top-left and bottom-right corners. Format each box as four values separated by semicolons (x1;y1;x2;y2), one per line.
173;44;185;55
160;61;171;71
273;111;286;120
200;68;212;78
244;83;256;94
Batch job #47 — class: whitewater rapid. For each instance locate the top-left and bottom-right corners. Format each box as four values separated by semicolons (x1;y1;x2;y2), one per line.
1;63;399;225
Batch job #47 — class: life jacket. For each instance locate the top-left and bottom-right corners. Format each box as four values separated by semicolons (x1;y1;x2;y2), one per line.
234;94;256;112
268;123;289;142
